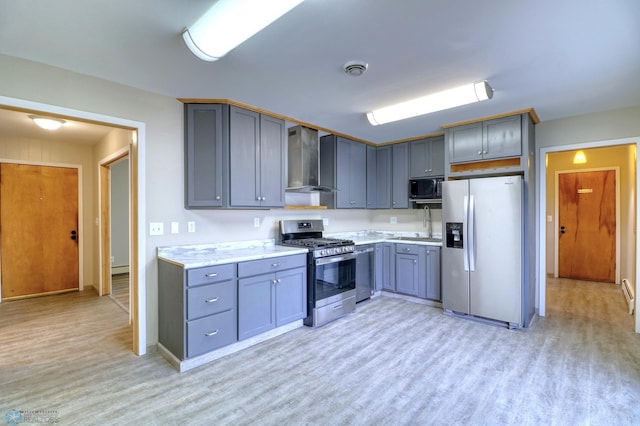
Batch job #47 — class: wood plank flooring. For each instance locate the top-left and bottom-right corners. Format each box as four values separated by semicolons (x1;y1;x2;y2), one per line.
1;279;639;425
109;273;129;312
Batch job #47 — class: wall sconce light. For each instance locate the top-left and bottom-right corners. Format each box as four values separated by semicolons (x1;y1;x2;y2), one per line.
366;80;494;126
30;115;66;130
573;150;587;164
183;0;304;61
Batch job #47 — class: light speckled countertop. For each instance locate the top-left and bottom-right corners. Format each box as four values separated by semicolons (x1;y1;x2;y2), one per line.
157;239;308;269
157;232;442;269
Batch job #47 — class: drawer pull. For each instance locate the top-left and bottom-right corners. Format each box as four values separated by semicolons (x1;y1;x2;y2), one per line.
205;297;219;303
271;262;280;268
205;272;219;278
403;247;411;252
204;329;219;337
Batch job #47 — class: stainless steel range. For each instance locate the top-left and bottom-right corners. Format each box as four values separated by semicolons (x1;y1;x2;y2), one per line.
279;219;356;327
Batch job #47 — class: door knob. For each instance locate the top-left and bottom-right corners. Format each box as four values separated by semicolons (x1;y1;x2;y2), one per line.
560;226;566;234
71;230;77;240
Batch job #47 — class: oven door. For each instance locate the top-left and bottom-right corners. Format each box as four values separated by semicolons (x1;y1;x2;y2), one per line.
314;252;356;306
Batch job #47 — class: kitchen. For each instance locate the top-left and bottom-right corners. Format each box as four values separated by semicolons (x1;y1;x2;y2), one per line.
0;0;640;423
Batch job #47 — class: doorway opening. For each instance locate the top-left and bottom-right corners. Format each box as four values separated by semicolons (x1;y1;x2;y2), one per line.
540;142;637;332
100;153;131;318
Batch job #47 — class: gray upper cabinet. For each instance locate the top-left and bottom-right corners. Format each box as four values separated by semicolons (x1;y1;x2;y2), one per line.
320;135;367;209
410;136;444;178
366;145;392;209
391;142;409;209
184;104;228;208
448;115;521;164
229;106;286;208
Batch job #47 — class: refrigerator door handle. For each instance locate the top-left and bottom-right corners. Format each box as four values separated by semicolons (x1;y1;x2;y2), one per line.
463;195;469;271
469;195;476;271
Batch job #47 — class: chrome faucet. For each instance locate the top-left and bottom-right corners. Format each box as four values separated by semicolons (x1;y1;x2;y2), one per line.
423;204;432;238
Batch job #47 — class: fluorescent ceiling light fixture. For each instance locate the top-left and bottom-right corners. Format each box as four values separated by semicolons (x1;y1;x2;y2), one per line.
573;150;587;164
183;0;304;61
29;115;66;130
367;80;494;126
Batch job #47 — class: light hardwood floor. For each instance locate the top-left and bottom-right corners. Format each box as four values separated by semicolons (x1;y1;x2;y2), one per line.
109;273;129;312
1;279;639;425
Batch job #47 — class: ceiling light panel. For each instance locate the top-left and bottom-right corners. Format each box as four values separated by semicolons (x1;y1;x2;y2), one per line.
183;0;304;61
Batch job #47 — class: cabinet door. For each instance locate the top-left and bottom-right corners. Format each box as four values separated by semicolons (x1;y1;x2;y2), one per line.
229;106;261;207
187;309;237;358
374;244;383;291
428;136;445;176
483;115;522;160
350;141;367;208
448;122;483;164
335;138;351;208
395;252;419;296
185;104;225;208
259;114;286;207
409;139;429;178
238;274;275;340
375;145;392;208
366;145;378;208
381;243;395;291
425;246;441;301
391;143;409;208
275;266;307;326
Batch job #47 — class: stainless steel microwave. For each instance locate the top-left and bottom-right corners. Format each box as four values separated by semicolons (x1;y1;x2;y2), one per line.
409;177;443;199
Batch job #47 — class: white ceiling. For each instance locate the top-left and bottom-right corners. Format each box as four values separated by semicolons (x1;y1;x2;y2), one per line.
0;0;639;143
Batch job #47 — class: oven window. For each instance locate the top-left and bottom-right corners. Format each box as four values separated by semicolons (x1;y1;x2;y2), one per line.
315;257;356;301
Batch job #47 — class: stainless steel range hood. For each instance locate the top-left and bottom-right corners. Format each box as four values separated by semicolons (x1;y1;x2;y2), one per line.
286;125;336;192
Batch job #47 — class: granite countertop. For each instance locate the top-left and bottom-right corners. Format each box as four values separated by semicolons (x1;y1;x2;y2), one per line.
157;239;308;269
326;230;443;246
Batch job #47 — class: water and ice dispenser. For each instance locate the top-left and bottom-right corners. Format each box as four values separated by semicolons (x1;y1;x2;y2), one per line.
445;223;464;249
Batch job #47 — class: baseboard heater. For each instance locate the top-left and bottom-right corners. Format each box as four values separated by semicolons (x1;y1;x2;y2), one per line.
622;278;635;315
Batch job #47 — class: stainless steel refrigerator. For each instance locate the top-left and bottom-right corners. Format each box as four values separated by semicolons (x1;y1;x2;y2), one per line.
442;175;525;328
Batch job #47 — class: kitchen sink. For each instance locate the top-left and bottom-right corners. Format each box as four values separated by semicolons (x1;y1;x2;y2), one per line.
390;236;443;243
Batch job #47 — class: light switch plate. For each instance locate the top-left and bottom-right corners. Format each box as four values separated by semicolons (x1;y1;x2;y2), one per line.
254;218;260;228
171;222;179;234
149;222;163;235
187;221;196;233
390;216;397;224
322;217;329;226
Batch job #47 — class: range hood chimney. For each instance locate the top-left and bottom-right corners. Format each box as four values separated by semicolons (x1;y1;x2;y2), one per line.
286;125;335;192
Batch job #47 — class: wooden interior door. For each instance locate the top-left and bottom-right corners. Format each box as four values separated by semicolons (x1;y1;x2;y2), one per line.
1;163;79;299
558;170;615;282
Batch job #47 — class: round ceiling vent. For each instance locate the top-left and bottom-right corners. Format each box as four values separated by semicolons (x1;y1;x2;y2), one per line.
343;60;368;76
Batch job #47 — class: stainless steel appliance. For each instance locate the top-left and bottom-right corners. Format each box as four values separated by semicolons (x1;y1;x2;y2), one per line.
354;244;375;303
409;177;443;200
279;219;356;327
442;175;532;328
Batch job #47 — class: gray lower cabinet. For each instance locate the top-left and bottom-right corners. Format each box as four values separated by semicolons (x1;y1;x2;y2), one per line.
410;136;444;178
379;243;396;291
238;254;307;340
395;244;426;297
424;246;441;301
377;243;441;301
158;261;237;360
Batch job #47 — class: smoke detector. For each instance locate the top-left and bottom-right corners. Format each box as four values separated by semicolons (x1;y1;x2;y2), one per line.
343;60;368;76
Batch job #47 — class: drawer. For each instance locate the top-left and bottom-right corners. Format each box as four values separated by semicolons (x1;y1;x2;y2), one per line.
238;253;306;278
187;263;235;287
187;279;236;320
187;309;237;358
395;243;420;254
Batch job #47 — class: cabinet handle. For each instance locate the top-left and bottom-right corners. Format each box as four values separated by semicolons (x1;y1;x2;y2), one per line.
332;304;343;310
204;330;219;337
477;150;482;155
414;260;417;265
215;195;221;200
205;272;219;278
271;262;280;268
205;297;219;303
272;279;282;284
403;247;411;252
483;150;488;154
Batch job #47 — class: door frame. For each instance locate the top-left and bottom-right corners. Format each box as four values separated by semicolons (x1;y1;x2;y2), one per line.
538;137;639;334
553;167;620;283
98;148;130;320
0;95;147;355
0;160;83;297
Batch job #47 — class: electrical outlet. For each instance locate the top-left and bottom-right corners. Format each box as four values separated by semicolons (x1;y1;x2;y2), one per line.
149;222;164;235
254;217;260;228
110;256;114;265
171;222;179;234
322;217;329;226
187;221;196;233
390;216;397;224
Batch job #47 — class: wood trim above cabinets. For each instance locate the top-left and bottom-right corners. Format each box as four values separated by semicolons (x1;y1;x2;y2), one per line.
441;108;540;129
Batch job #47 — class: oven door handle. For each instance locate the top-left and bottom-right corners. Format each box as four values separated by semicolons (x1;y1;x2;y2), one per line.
315;252;357;266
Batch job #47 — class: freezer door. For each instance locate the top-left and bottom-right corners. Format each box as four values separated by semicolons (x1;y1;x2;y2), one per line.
442;179;470;314
469;176;522;324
